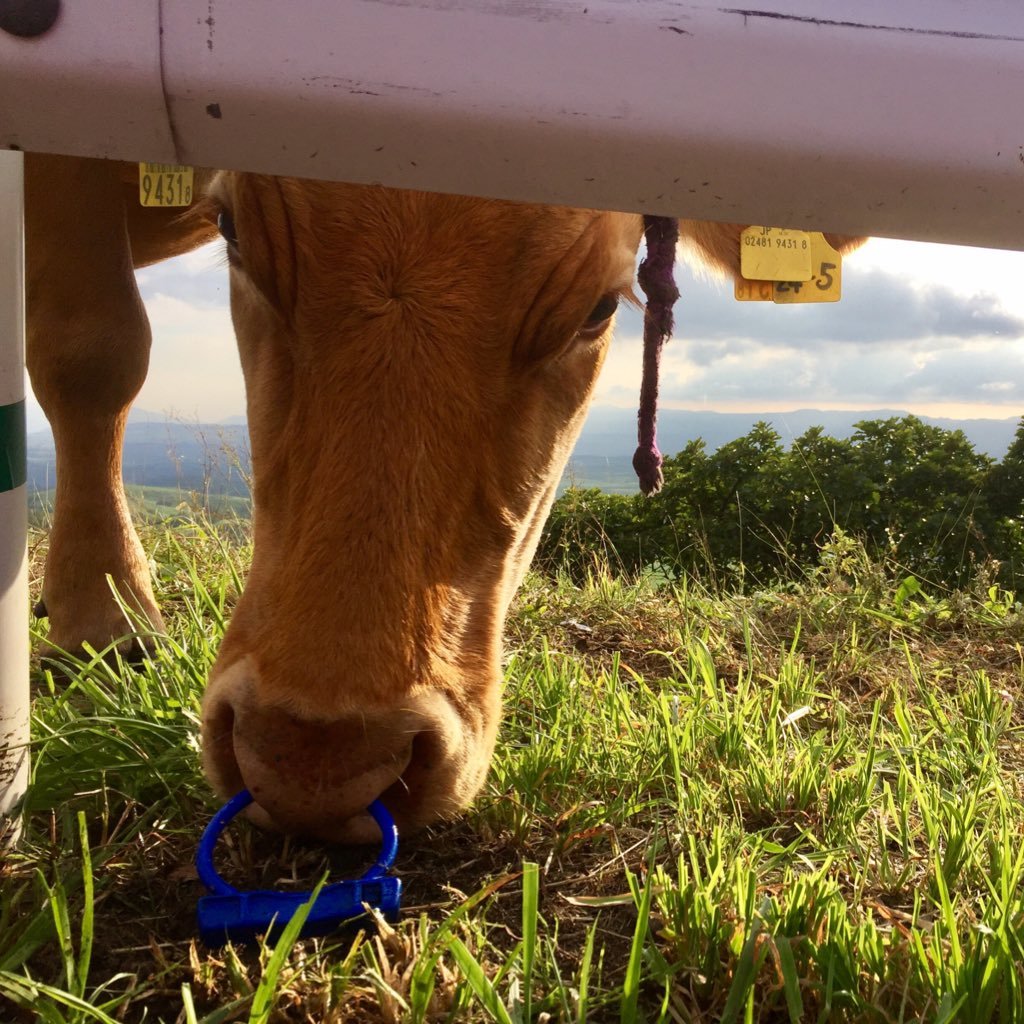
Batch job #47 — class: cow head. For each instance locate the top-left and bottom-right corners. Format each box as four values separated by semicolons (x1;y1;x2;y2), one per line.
200;176;645;841
198;176;867;841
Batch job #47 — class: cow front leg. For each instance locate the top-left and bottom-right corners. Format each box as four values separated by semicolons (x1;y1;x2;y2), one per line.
25;154;163;657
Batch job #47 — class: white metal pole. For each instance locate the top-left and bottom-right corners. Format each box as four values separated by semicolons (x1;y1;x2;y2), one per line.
0;148;28;847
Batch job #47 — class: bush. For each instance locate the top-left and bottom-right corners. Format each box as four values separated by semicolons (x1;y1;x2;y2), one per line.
540;415;1024;590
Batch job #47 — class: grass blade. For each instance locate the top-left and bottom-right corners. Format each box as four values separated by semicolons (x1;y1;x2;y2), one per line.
620;871;654;1024
576;920;598;1024
521;861;538;1021
773;935;804;1024
0;970;120;1024
719;900;769;1024
76;811;94;998
449;936;515;1024
248;876;327;1024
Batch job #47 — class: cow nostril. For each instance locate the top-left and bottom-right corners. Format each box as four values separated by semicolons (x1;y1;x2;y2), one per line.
376;726;448;822
206;697;235;745
224;704;422;835
202;695;245;798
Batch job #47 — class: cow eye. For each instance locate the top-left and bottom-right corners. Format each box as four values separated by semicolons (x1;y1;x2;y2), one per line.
578;293;619;338
217;210;239;250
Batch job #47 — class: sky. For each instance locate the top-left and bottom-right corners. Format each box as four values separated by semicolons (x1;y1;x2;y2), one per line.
24;233;1024;433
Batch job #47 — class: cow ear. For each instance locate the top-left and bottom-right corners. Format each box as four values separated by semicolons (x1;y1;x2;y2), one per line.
678;221;868;283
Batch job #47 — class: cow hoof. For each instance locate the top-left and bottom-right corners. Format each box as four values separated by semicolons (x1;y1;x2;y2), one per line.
37;602;166;672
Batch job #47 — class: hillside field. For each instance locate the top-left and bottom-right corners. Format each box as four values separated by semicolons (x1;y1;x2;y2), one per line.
3;516;1024;1022
29;485;251;525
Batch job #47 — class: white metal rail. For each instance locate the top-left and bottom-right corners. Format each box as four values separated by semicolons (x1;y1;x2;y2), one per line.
2;1;1024;249
0;150;27;843
2;1;1024;838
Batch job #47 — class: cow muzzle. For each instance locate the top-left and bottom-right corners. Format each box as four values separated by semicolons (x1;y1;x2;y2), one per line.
201;657;481;843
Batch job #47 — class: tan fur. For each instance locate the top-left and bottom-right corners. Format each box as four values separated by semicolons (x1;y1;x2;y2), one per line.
27;154;866;839
25;154;217;654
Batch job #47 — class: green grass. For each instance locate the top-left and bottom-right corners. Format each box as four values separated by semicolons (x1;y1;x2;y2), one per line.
4;518;1024;1021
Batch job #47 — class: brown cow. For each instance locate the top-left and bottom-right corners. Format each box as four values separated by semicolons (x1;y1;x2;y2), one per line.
26;152;864;841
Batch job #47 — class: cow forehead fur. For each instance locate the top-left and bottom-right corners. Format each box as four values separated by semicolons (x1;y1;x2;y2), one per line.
206;179;863;718
208;175;645;721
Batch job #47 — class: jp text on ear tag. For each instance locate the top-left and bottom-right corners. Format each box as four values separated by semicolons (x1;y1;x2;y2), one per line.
138;163;195;207
771;233;842;304
740;226;812;282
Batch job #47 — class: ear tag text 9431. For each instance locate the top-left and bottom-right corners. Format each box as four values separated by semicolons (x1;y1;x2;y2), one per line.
138;163;195;207
736;230;843;304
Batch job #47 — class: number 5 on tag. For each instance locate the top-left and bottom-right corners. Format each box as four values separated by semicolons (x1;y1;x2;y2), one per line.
773;234;842;304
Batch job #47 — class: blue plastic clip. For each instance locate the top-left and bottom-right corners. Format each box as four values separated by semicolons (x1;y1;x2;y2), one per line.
196;790;402;946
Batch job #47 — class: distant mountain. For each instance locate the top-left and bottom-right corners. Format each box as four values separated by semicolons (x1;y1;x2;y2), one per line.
27;417;251;498
565;407;1020;493
26;406;1020;500
572;407;1020;460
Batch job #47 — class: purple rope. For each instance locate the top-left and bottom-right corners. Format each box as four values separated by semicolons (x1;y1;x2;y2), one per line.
633;216;680;496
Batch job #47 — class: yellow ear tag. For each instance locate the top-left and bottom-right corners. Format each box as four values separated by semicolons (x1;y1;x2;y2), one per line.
740;226;812;282
771;233;842;304
138;163;195;207
734;278;775;302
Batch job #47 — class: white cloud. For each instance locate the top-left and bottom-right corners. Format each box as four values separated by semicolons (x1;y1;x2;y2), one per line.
595;237;1024;421
26;233;1024;435
853;238;1024;319
27;246;243;432
135;241;224;289
138;292;244;421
